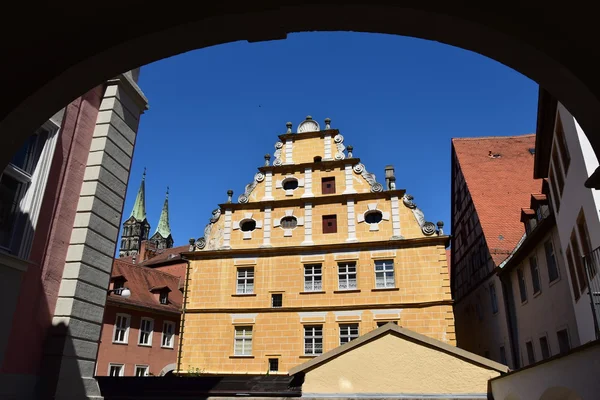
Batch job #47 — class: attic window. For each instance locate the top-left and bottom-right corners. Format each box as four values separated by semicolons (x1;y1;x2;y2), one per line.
240;219;257;232
282;177;299;191
314;156;322;163
488;151;501;158
528;148;536;155
159;291;168;305
365;210;383;224
112;277;126;295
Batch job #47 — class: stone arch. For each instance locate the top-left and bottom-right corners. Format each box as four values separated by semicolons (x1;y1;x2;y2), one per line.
539;386;582;400
158;363;177;377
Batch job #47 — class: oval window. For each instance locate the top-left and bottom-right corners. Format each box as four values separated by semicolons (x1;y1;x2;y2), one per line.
280;216;298;229
282;178;299;191
240;219;257;232
365;210;383;224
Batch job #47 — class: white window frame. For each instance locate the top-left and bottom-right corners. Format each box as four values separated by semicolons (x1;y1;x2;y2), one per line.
159;291;168;304
304;264;322;292
374;260;395;288
304;325;323;356
161;320;175;348
338;262;357;290
134;365;149;377
233;326;253;356
237;267;254;294
339;323;359;345
108;363;124;377
113;313;130;344
138;318;154;346
0;120;59;259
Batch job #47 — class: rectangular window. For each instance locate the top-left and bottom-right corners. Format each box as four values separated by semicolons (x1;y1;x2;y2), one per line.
499;346;507;365
138;318;153;346
304;325;323;355
159;292;168;304
530;256;541;295
377;321;398;328
237;267;254;294
552;148;565;195
113;314;130;344
517;268;527;303
109;363;124;377
234;326;253;356
557;329;571;354
539;336;551;360
548;166;561;212
570;229;588;293
338;262;357;290
374;260;395;288
161;321;175;348
555;118;570;172
525;341;535;365
545;240;560;283
566;246;581;300
322;214;337;234
135;365;149;377
339;324;359;345
304;264;322;292
321;177;336;194
577;211;596;277
271;293;282;308
489;283;499;314
268;358;279;372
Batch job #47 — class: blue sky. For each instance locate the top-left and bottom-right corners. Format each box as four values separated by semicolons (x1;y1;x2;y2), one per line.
121;32;538;250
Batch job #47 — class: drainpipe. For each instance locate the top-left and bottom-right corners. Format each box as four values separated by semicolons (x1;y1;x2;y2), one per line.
176;255;192;375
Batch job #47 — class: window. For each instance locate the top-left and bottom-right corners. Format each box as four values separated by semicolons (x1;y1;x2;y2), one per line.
377;321;398;327
159;291;168;305
489;283;498;314
338;262;357;290
268;358;279;372
557;329;571;354
240;219;257;232
539;336;551;360
161;321;175;348
237;267;254;294
280;216;297;229
577;211;596;277
321;177;336;194
548;166;561;212
271;293;282;308
138;318;153;346
517;268;527;303
135;365;149;377
234;326;253;356
545;240;560;283
304;264;322;291
283;178;299;191
525;341;535;365
304;325;323;355
566;247;581;300
365;210;383;225
570;229;587;294
374;260;395;288
113;314;130;344
113;278;125;295
499;346;507;365
555;118;570;172
322;214;337;234
339;324;359;345
530;256;541;295
109;363;124;377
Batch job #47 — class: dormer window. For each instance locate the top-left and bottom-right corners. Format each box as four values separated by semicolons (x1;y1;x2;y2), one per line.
159;291;168;305
111;276;127;295
150;285;172;305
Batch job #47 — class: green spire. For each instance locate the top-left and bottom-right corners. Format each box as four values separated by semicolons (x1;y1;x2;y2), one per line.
130;168;147;221
155;187;171;238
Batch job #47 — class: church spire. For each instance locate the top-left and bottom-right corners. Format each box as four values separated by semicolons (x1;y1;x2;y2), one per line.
130;168;147;221
155;187;171;238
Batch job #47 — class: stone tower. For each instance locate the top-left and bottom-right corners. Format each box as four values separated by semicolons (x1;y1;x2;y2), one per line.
149;188;174;250
119;170;151;257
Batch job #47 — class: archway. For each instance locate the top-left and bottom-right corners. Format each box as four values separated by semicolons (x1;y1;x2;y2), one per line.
158;363;177;377
2;3;600;187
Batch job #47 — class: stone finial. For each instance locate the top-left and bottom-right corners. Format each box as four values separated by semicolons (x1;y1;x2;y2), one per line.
188;238;195;251
286;122;293;133
227;190;233;203
389;175;396;190
306;115;313;120
324;118;331;129
347;145;353;158
264;154;271;166
437;221;444;236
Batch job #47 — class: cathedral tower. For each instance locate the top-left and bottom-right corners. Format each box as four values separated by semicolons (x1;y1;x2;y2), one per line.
149;188;174;250
119;170;151;257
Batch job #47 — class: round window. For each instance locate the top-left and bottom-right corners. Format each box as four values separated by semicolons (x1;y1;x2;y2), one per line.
365;210;383;224
240;219;257;232
280;216;298;229
282;178;299;191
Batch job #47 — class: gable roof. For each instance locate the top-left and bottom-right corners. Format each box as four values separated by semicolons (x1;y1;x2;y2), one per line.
452;134;542;265
289;323;508;375
139;245;189;267
108;258;183;314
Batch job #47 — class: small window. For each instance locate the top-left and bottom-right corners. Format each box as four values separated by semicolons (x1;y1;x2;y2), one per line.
539;336;551;359
271;293;282;308
517;268;527;303
365;210;383;225
377;321;398;328
283;178;299;191
268;358;279;372
113;278;125;295
135;365;149;377
280;216;297;229
113;314;130;344
530;256;541;295
237;267;255;294
304;325;323;355
489;283;499;314
374;260;395;288
234;326;253;356
525;341;535;365
338;262;357;290
109;363;124;377
161;321;175;348
321;177;336;194
322;215;337;234
314;156;322;163
138;318;153;346
159;291;168;305
304;264;322;291
240;219;257;232
544;240;560;283
499;346;507;365
557;329;570;354
339;324;359;345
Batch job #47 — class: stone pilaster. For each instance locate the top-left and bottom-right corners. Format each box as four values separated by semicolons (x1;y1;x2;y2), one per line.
343;163;356;194
262;170;274;201
262;206;272;247
302;167;314;198
284;138;293;164
324;134;332;160
346;198;358;242
302;202;314;245
222;209;233;249
390;195;403;239
46;73;147;399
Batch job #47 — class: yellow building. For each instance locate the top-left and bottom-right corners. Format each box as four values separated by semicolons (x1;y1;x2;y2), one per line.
179;116;453;375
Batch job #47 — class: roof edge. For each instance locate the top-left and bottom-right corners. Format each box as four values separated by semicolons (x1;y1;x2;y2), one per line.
534;88;558;179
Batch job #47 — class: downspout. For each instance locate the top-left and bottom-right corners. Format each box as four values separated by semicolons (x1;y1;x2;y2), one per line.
176;255;191;375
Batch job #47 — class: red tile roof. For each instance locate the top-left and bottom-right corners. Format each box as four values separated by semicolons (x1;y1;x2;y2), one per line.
108;259;183;314
139;245;189;267
453;134;542;265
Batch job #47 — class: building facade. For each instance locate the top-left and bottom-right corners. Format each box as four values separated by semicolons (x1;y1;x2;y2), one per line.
179;116;453;375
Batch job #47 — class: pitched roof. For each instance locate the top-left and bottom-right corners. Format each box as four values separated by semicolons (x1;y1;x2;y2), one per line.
130;170;147;221
289;323;508;375
108;258;182;313
139;245;189;267
154;189;172;238
452;134;542;265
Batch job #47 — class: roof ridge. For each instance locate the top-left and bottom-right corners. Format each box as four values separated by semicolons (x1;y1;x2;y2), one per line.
452;133;535;142
113;258;181;280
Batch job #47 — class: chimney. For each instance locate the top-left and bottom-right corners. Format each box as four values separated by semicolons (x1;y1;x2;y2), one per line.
385;165;395;190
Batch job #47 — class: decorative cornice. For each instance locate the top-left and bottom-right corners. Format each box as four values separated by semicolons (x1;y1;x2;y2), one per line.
277;128;340;142
258;158;361;174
